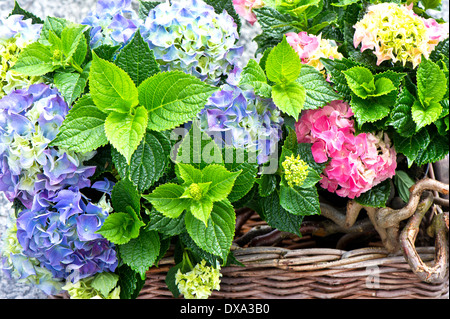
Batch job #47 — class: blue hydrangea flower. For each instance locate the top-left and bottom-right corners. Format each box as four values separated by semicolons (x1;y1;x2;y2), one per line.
0;14;42;47
14;185;118;286
0;83;95;209
140;0;244;85
198;70;284;164
81;0;140;49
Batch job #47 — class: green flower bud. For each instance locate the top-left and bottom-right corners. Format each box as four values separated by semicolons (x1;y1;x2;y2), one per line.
188;183;203;201
282;154;309;188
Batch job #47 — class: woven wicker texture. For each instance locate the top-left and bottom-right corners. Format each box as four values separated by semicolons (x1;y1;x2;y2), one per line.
141;246;449;299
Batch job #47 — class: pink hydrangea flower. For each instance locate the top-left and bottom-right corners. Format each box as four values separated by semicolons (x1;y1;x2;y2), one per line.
232;0;264;25
295;100;397;199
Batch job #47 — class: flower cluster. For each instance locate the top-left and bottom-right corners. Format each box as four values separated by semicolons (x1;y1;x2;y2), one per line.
0;15;42;97
295;100;397;198
232;0;265;25
282;154;309;188
175;260;222;299
140;0;243;85
353;3;449;68
198;75;283;164
0;84;95;209
81;0;140;49
285;32;343;72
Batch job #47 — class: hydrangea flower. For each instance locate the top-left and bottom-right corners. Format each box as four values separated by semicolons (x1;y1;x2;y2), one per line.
1;15;43;97
0;83;95;208
140;0;244;85
198;74;283;164
175;260;221;299
14;185;118;287
295;100;397;198
285;32;343;72
282;154;309;188
81;0;140;49
232;0;265;25
353;3;449;68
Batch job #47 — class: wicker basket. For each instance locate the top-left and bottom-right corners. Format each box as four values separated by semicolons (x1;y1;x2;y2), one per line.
141;245;448;299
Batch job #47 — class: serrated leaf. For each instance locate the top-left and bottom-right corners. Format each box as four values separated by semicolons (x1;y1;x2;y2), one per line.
111;179;141;216
279;184;321;216
239;59;272;98
320;57;360;99
39;17;69;46
266;36;302;84
417;58;447;103
115;29;160;87
411;99;443;132
11;42;56;76
146;209;186;236
96;212;143;245
253;6;297;38
60;24;87;63
350;93;391;125
138;0;161;19
143;183;190;218
53;62;90;105
50;94;108;153
343;66;375;99
176;163;203;185
105;106;148;164
393;129;431;166
390;88;417;137
185;200;235;261
89;52;139;114
415;127;449;165
257;174;277;197
189;197;214;225
111;130;171;192
201;164;241;202
394;170;415;203
8;0;44;24
296;65;342;110
138;71;217;131
91;272;119;298
117;264;145;299
119;229;161;278
272;82;306;119
354;179;391;208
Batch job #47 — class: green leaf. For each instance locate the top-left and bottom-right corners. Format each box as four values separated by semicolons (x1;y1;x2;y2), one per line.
176;163;203;185
8;1;44;24
11;42;56;76
39;17;69;46
411;100;443;132
143;183;190;218
279;184;321;216
117;264;145;299
350;93;391;125
119;229;161;278
60;24;87;63
394;170;415;203
272;82;306;119
266;36;302;84
138;0;161;19
139;71;217;131
201;164;241;202
320;57;360;99
115;29;160;87
421;0;442;10
146;209;186;236
50;94;108;153
257;174;278;197
343;66;375;99
176;120;223;169
354;179;391;208
111;179;141;216
185;200;235;261
373;77;396;97
112;130;172;192
296;65;342;110
239;59;272;98
414;127;449;165
189;197;214;225
97;212;143;245
53;61;90;105
91;272;119;298
393;129;431;166
89;52;139;114
390;88;417;137
417;58;447;103
104;106;148;164
331;0;360;6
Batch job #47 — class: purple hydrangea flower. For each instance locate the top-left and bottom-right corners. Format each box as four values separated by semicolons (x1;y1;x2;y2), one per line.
198;75;284;164
15;185;118;285
0;14;42;47
81;0;140;49
140;0;244;85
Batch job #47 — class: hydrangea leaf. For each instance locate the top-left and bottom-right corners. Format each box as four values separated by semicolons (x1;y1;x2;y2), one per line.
117;264;145;299
296;65;342;110
138;0;161;19
350;93;391;125
104;106;148;165
8;0;44;24
417;58;447;103
111;179;141;217
389;87;417;137
96;211;143;245
343;66;376;99
411;100;443;132
11;42;56;76
115;29;160;87
138;71;218;131
201;164;241;203
239;59;272;98
60;24;87;64
189;197;214;225
53;61;90;105
50;94;108;153
176;163;203;185
119;229;161;278
266;36;302;84
39;16;69;46
414;127;449;165
143;183;190;219
257;174;278;198
185;200;235;262
146;209;186;237
111;130;172;193
394;170;415;203
272;82;306;119
91;272;119;298
89;52;139;114
354;179;391;208
320;57;361;99
279;184;321;216
393;128;431;167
